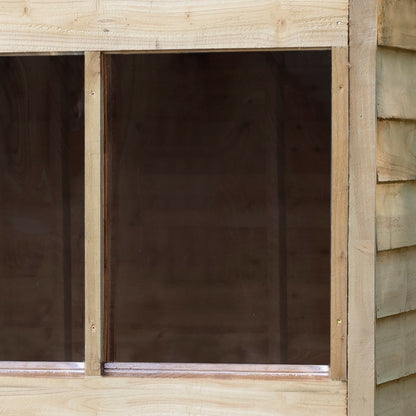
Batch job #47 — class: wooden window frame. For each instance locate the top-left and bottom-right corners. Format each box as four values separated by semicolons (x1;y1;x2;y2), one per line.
0;3;355;414
0;47;348;381
84;48;348;380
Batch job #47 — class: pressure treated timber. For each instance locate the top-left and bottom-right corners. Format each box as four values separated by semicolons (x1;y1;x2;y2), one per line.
330;46;348;381
375;374;416;416
377;47;416;120
376;182;416;251
376;311;416;384
0;0;347;53
348;0;377;414
0;376;346;416
377;120;416;182
378;0;416;51
85;51;103;376
376;246;416;318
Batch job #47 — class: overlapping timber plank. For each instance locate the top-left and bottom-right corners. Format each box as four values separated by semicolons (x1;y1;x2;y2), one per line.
376;246;416;318
378;0;416;51
376;311;416;384
377;47;416;120
377;120;416;182
376;374;416;416
376;182;416;251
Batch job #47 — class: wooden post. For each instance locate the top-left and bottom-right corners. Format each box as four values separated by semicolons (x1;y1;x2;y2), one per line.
348;0;377;413
85;51;103;376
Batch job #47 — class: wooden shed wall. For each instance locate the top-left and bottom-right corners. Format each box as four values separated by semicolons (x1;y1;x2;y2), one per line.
376;1;416;414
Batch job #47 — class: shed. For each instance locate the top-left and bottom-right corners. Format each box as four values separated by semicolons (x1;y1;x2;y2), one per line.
0;1;414;415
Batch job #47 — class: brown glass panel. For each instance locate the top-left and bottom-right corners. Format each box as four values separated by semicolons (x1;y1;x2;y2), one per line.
0;56;84;361
106;51;331;364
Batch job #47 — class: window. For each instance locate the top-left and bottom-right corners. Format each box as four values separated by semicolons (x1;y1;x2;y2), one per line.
105;51;331;365
0;50;346;378
0;56;84;362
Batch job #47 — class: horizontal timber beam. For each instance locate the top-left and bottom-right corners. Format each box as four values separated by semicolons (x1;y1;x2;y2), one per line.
0;376;346;416
0;0;347;53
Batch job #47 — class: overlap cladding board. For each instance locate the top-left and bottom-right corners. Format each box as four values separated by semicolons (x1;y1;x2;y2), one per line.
376;1;416;415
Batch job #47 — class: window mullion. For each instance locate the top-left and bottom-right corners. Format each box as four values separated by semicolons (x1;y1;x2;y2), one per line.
84;51;103;376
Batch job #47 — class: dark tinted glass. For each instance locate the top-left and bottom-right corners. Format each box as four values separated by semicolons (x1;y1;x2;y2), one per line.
0;56;84;361
106;51;331;364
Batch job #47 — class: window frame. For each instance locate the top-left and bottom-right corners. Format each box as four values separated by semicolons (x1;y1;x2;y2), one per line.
0;47;347;382
0;2;384;414
84;48;348;380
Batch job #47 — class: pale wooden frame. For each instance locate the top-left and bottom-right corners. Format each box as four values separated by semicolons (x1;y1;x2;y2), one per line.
0;1;353;411
0;54;349;373
0;50;349;411
0;48;349;408
81;47;349;380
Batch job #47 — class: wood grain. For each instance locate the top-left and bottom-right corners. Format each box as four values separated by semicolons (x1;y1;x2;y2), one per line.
0;376;347;416
376;246;416;318
376;311;416;384
375;3;416;408
376;182;416;251
348;0;378;413
0;0;347;53
330;46;348;381
378;0;416;51
377;47;416;120
85;51;103;376
376;374;416;416
377;120;416;182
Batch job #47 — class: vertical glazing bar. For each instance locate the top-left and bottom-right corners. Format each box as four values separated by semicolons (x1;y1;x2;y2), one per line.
85;51;103;376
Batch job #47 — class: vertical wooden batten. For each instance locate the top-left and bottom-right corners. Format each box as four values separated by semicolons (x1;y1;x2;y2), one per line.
331;46;348;381
85;51;103;376
348;0;378;414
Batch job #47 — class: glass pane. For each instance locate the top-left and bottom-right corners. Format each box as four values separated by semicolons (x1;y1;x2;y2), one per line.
106;51;331;364
0;56;84;361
